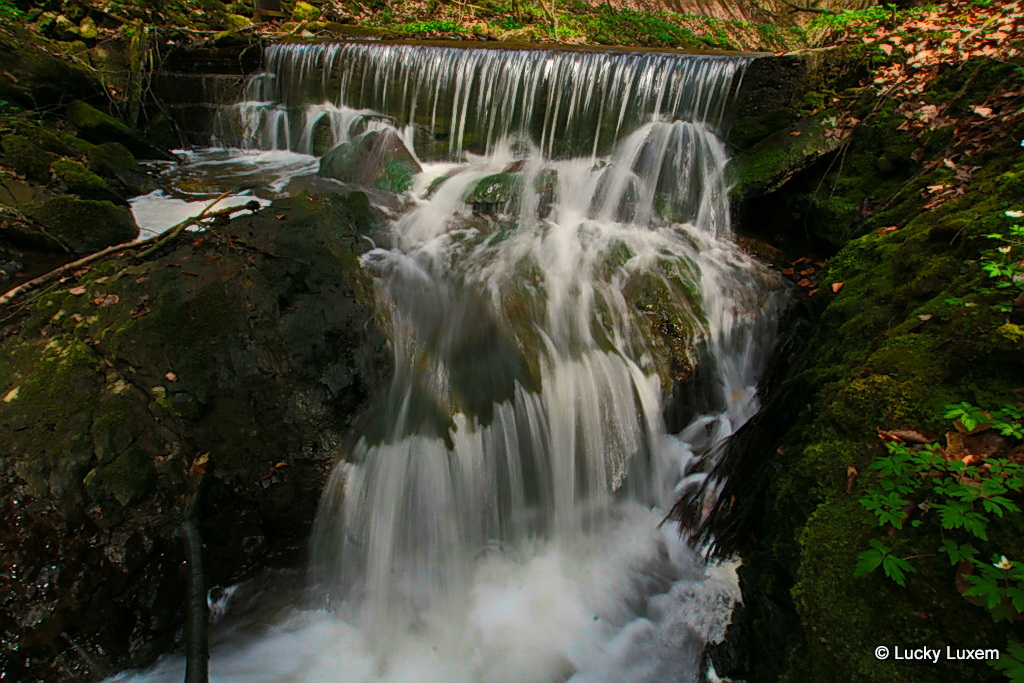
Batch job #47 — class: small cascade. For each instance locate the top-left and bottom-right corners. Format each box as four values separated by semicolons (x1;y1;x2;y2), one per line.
116;41;788;683
215;42;751;160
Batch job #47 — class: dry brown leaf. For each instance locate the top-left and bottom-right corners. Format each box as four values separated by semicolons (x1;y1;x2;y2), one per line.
831;282;845;293
165;372;178;382
93;294;119;307
69;286;86;296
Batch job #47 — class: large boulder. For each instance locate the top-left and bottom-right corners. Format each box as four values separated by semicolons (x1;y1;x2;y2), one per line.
0;27;100;110
66;101;176;162
24;196;139;254
318;129;421;194
0;192;390;681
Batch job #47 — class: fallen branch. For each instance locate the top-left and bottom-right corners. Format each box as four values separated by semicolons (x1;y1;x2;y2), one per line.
0;194;258;308
136;190;238;258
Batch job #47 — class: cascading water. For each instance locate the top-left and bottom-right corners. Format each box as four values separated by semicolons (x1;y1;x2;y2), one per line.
116;42;787;683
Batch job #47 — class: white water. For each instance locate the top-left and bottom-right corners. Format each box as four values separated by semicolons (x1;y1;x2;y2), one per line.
113;42;785;683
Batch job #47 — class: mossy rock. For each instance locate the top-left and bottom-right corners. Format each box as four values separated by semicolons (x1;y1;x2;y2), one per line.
0;193;389;681
0;26;100;110
466;173;521;213
66;101;175;162
291;0;320;21
223;12;251;29
10;121;88;158
25;195;138;253
78;16;98;41
51;158;112;196
84;142;153;196
318;129;421;194
1;134;58;183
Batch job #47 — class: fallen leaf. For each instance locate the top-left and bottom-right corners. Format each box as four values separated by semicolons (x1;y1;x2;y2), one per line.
832;282;845;293
970;105;993;117
797;278;812;287
789;130;803;137
165;372;178;382
92;294;119;307
878;226;899;236
879;43;894;55
878;427;938;444
800;268;815;275
782;267;795;276
69;286;86;296
918;313;933;322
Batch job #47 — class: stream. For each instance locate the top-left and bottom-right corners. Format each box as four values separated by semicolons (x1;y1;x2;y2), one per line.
114;41;787;683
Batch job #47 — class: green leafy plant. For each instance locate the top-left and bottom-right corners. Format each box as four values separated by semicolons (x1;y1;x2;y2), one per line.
994;641;1024;680
854;403;1024;619
0;0;22;19
855;538;916;586
979;211;1024;313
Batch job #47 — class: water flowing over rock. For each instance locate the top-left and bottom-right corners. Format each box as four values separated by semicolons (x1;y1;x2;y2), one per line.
216;42;752;160
8;40;796;683
88;41;791;683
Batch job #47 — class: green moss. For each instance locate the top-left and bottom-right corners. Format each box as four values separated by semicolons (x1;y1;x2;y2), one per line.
51;158;109;192
85;449;156;506
66;100;131;135
291;0;319;21
375;158;416;194
26;195;138;253
2;134;57;182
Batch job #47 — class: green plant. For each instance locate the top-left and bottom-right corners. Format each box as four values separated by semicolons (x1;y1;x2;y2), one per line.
994;641;1024;679
855;405;1024;680
854;403;1024;613
979;211;1024;313
0;0;22;19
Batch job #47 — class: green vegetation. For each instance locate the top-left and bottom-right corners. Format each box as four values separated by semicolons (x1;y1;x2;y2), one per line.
853;404;1024;678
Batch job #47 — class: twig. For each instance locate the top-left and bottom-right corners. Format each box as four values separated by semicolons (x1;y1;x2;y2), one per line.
136;190;235;259
0;194;257;308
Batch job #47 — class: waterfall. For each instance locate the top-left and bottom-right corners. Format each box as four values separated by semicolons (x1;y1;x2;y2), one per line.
118;42;787;683
215;42;750;160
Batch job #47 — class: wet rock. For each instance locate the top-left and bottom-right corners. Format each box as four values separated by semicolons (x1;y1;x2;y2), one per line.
0;192;389;682
467;173;520;215
728;110;847;206
24;196;138;253
84;142;154;197
66;101;176;162
318;129;421;194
